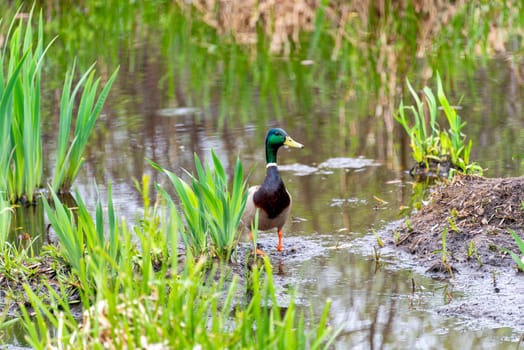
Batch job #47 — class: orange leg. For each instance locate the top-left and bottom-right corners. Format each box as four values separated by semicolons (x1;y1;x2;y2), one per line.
249;231;266;256
277;228;283;251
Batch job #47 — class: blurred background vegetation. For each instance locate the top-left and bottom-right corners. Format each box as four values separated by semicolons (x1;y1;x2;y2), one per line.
1;0;522;174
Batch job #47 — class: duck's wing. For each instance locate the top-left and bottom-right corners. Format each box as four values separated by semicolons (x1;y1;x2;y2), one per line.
241;185;260;229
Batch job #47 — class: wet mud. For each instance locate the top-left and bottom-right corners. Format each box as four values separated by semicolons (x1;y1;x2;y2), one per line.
393;175;524;270
385;175;524;329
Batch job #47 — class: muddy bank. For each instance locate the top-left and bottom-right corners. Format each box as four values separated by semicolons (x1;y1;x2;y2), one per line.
384;175;524;328
393;175;524;272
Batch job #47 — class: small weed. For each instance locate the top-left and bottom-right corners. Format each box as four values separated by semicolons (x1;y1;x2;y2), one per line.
372;246;383;273
433;226;454;277
405;218;413;231
467;240;482;267
442;284;454;304
447;208;460;233
393;230;401;245
498;230;524;272
372;229;385;248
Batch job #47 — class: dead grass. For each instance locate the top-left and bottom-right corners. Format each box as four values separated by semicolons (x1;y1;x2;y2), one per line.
179;1;515;55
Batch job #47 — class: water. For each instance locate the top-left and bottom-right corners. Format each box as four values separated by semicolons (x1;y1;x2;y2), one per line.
36;74;524;348
2;6;524;348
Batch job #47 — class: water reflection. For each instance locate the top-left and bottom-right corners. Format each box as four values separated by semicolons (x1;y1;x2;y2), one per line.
5;29;524;350
287;249;521;350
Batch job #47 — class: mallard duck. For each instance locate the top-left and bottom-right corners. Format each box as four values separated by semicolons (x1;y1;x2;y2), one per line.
242;128;304;251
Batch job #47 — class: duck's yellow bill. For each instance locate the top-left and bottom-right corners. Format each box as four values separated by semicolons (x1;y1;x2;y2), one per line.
284;136;304;148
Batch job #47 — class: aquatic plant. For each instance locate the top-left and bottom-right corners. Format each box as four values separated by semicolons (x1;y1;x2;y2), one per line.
432;225;454;277
52;63;119;193
20;183;335;349
21;255;335;349
395;74;483;178
42;184;123;296
150;150;247;260
0;9;118;203
466;240;482;267
0;9;50;203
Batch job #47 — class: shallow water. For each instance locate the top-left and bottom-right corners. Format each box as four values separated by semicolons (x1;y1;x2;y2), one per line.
3;10;524;348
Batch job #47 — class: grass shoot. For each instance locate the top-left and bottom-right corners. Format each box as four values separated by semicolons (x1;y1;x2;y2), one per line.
149;150;248;261
395;74;483;178
500;230;524;272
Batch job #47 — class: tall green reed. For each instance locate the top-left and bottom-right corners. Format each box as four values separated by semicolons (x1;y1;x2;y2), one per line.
0;9;52;203
150;150;248;260
52;63;119;192
1;9;118;203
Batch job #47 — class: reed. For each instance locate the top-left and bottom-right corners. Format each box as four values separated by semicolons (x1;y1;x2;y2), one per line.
150;150;247;260
1;9;118;203
395;74;482;177
52;63;119;193
0;9;50;203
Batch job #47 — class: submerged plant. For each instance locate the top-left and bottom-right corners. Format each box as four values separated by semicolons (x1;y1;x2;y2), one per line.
395;74;483;179
150;150;248;260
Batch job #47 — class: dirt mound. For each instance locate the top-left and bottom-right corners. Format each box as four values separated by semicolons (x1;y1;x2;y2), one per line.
395;175;524;271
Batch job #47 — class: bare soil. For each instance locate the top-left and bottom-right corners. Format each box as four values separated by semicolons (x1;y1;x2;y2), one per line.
393;175;524;273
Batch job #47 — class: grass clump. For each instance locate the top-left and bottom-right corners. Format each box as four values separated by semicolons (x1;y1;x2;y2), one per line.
0;9;117;204
0;9;49;204
52;62;119;193
41;183;124;298
17;181;336;349
395;74;483;179
150;150;248;261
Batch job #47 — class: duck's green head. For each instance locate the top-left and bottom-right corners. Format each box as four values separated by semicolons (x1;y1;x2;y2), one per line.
265;128;304;164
